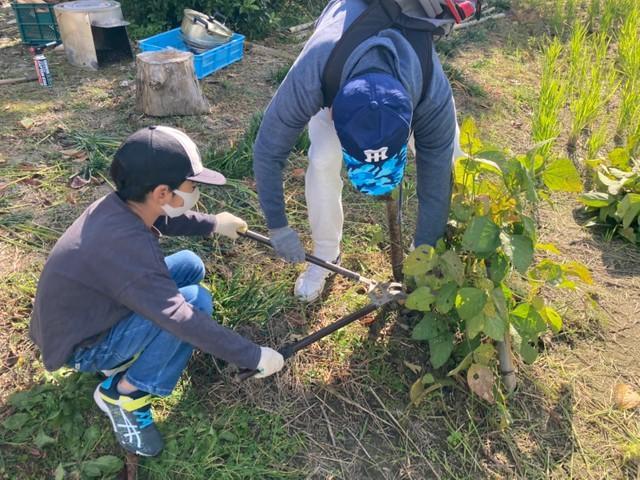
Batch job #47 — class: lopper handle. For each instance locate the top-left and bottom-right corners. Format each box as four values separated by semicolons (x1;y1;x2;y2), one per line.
240;230;375;286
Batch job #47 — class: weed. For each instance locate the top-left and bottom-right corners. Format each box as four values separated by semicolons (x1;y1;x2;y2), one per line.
269;63;292;86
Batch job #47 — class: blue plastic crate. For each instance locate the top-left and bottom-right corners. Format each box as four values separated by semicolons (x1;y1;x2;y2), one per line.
139;28;244;79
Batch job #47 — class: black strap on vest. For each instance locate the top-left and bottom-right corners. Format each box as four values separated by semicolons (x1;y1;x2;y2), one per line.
321;0;441;109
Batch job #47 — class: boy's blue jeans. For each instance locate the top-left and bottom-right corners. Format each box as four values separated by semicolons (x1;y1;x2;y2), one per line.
67;250;213;397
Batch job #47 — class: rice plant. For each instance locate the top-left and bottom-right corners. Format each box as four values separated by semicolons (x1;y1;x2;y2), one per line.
567;32;618;155
587;0;600;32
532;38;566;158
617;4;640;79
616;78;640;144
586;121;608;160
567;22;588;93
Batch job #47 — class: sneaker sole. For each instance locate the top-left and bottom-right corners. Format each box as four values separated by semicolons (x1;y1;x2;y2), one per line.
93;386;153;457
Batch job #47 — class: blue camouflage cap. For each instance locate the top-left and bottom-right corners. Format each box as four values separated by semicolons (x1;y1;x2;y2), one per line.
332;72;412;196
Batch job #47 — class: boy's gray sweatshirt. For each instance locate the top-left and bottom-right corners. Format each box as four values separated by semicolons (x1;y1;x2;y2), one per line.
253;0;456;246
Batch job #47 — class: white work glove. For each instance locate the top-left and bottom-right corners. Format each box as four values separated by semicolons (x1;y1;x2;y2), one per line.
213;212;248;240
254;347;285;378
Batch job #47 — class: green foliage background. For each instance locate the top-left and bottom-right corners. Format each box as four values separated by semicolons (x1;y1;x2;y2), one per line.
121;0;325;39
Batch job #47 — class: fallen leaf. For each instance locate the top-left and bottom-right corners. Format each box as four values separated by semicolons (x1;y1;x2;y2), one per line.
292;168;305;179
403;361;422;375
467;363;495;403
70;175;91;189
60;148;86;159
66;192;77;204
613;384;640;410
19;118;35;129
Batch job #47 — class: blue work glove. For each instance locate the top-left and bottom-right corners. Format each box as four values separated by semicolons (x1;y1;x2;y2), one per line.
269;226;305;263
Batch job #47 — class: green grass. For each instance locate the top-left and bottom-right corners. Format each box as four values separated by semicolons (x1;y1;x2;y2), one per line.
0;371;302;480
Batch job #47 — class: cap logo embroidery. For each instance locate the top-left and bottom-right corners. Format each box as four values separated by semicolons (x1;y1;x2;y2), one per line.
363;147;388;163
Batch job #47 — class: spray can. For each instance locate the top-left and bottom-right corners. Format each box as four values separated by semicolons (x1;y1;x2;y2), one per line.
30;47;53;87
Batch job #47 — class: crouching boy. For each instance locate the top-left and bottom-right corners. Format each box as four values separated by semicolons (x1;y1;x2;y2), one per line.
29;126;284;457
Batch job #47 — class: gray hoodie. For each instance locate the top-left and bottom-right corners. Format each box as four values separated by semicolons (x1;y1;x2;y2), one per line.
253;0;456;246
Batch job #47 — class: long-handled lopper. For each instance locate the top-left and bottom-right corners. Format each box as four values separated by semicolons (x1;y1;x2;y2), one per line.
236;230;406;381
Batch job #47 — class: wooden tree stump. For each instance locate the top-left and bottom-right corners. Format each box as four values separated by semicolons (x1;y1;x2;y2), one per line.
136;49;209;117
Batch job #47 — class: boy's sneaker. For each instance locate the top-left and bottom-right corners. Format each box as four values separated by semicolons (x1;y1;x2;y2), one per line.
93;372;164;457
99;353;140;378
294;255;340;303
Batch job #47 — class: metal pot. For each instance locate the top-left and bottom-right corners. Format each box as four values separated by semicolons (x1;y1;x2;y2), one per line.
180;8;232;50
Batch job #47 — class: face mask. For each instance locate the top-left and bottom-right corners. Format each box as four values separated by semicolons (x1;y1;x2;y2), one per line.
161;186;200;218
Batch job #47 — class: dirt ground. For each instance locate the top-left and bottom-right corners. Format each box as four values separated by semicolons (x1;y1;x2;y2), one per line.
1;0;639;479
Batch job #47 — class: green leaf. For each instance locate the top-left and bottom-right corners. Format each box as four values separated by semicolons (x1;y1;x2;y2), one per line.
429;332;454;369
487;252;510;284
542;158;583;192
405;286;436;311
473;343;497;366
501;233;534;274
521;215;537;243
579;192;615;208
455;287;487;320
620;227;638;243
416;273;445;290
510;303;546;338
34;431;56;449
617;193;640;229
403;244;437;276
219;430;237;442
535;242;561;254
491;287;509;321
459;117;483;155
2;413;29;430
561;261;593;284
529;258;563;284
466;312;486;339
597;170;625;195
410;378;425;405
484;312;506;341
447;352;473;376
422;373;436;384
540;306;562;333
462;217;501;254
519;340;539;364
82;456;123;477
54;464;65;480
608;147;631;170
412;312;441;341
439;250;465;286
459;156;503;177
435;282;458;314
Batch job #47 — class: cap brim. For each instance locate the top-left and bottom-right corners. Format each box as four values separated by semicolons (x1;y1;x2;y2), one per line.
343;145;407;196
187;167;226;186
